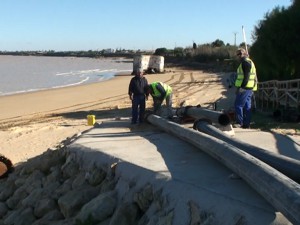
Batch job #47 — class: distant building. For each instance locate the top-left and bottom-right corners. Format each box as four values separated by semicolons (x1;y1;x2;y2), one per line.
133;55;164;74
103;48;115;54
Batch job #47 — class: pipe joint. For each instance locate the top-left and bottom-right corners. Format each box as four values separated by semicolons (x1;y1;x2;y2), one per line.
193;118;212;130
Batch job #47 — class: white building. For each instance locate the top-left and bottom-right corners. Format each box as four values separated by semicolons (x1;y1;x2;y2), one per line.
133;55;164;74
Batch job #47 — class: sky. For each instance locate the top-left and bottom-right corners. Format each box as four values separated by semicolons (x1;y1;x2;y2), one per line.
0;0;292;51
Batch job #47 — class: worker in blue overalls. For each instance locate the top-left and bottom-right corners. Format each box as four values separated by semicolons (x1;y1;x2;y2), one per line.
234;48;258;129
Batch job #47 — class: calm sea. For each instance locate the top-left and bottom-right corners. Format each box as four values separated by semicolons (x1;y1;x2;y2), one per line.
0;55;132;96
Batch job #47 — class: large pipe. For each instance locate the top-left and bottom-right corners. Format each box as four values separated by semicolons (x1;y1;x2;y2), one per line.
193;120;300;183
176;106;231;126
145;113;300;225
0;154;14;179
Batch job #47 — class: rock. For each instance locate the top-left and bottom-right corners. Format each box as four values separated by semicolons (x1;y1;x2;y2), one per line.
32;210;64;225
42;209;64;221
58;185;101;218
0;147;190;225
61;154;79;179
14;177;27;187
188;201;215;225
85;165;106;186
109;202;141;225
24;170;45;193
21;188;44;208
96;217;111;225
77;191;117;223
133;184;153;212
0;180;16;201
99;178;116;193
54;178;74;199
155;210;173;225
34;198;57;218
43;181;61;199
137;192;168;225
43;166;63;185
20;149;66;174
6;186;28;209
0;202;8;218
25;179;43;194
4;207;36;225
72;172;89;190
48;218;76;225
189;201;201;225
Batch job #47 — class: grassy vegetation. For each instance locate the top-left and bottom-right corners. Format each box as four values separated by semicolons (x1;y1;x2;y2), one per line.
251;110;300;135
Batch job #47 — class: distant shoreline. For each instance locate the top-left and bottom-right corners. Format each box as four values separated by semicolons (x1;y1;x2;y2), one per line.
0;70;132;97
0;51;139;59
0;55;132;97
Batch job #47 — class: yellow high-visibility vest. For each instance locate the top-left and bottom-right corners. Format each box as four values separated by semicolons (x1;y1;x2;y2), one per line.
235;58;257;91
150;82;172;98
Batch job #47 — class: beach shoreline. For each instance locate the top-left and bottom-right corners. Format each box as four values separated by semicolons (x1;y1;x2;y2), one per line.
0;67;234;164
0;55;132;97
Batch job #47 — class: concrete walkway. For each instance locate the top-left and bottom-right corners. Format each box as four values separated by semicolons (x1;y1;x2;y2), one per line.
67;118;299;225
233;127;300;161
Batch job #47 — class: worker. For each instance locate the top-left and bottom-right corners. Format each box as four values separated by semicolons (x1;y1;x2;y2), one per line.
234;48;258;128
147;81;173;119
128;69;149;124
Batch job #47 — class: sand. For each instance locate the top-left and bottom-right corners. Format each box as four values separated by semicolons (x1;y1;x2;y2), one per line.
0;67;235;165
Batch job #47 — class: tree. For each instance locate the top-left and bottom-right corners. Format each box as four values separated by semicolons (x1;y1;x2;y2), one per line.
154;48;168;56
193;42;197;50
251;2;300;81
211;39;225;47
174;47;184;57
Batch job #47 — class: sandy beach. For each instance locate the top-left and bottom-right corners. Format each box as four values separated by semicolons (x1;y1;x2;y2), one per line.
0;67;234;165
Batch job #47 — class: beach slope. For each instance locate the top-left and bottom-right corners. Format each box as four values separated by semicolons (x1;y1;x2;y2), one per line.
0;67;232;164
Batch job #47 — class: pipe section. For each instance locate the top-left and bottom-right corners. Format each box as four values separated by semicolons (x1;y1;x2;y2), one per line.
176;106;231;126
194;120;300;183
145;113;300;225
0;154;14;179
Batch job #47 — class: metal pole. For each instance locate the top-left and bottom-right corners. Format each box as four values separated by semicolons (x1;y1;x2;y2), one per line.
145;113;300;225
242;26;248;55
176;106;231;126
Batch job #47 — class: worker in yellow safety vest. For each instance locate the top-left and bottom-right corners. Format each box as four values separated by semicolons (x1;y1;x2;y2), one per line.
234;48;258;129
147;81;173;120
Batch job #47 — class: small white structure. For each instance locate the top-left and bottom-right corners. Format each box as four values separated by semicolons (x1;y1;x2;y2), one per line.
133;55;164;74
103;48;115;53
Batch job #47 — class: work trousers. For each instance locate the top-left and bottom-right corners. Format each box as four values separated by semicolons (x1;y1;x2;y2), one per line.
234;89;253;127
131;95;146;123
153;93;173;118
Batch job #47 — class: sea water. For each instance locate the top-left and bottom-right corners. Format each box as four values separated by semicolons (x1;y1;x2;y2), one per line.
0;55;132;96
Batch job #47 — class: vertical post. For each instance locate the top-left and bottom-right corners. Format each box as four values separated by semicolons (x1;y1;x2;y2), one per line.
242;26;248;55
233;32;237;46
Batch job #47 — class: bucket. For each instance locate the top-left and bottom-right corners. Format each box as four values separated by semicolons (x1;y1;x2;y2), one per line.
87;115;96;126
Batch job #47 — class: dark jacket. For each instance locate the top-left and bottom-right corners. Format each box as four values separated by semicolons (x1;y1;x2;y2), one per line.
128;76;149;97
240;57;252;89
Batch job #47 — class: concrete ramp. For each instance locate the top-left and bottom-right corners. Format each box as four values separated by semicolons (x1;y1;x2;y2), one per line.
67;119;294;225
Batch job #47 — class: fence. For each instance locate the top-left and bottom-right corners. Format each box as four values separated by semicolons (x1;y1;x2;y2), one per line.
256;79;300;112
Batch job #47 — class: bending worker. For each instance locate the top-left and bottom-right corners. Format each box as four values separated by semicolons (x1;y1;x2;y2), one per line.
148;81;173;119
234;48;258;129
